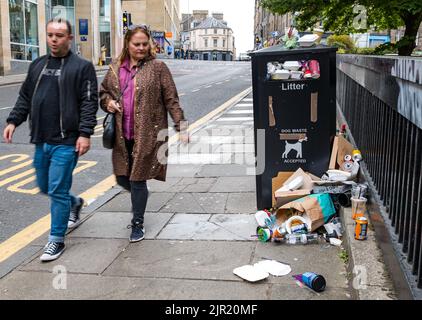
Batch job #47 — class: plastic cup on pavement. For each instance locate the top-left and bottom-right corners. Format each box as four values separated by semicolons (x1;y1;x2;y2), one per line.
351;197;367;220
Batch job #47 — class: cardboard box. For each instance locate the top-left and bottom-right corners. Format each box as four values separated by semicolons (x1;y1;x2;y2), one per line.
329;135;354;170
276;194;337;232
272;168;319;208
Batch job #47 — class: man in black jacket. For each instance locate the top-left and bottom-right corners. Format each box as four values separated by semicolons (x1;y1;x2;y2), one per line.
3;19;98;262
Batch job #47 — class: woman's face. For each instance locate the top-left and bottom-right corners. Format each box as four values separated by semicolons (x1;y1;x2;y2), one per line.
128;31;150;61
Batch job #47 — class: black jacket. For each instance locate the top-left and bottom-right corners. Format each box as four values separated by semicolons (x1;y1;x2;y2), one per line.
7;51;98;142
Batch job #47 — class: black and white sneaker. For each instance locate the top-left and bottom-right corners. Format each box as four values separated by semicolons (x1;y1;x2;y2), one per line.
128;222;145;243
40;242;65;262
68;197;84;229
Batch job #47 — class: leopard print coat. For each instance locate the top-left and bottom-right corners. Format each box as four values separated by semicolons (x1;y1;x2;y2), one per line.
99;57;185;181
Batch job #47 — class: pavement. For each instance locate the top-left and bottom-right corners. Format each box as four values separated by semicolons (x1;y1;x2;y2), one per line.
0;90;357;300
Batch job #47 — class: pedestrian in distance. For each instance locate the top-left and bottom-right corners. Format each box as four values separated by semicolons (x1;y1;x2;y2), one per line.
3;18;98;262
99;24;189;243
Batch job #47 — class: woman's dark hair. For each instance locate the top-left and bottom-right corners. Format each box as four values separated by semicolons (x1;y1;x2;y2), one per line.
47;18;72;35
119;25;156;64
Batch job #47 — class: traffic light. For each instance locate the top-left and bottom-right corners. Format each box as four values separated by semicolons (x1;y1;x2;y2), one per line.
123;12;129;33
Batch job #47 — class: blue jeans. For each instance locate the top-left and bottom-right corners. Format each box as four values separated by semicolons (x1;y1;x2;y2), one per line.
33;143;78;243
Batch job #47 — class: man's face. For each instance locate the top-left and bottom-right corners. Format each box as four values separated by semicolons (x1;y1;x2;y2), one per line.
46;22;73;57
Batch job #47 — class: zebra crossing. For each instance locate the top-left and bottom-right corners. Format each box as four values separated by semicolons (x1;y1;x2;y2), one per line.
168;94;255;166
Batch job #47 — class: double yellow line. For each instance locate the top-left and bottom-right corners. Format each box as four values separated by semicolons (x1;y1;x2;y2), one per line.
0;87;252;264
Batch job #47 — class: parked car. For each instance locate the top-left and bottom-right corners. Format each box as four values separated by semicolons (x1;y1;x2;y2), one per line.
238;53;251;61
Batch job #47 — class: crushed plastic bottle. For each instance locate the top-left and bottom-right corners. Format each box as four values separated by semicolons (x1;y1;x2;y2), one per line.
281;233;320;245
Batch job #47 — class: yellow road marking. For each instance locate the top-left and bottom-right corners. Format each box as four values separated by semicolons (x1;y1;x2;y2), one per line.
0;88;252;263
0;175;116;264
7;160;98;195
0;168;35;187
0;154;30;163
0;160;33;177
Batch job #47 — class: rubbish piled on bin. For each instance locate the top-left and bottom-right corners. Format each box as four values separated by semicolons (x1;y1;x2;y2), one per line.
281;26;299;49
298;34;320;47
253;122;371;252
267;60;320;81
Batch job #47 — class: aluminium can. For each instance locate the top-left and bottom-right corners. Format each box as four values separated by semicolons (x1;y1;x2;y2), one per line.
354;217;368;240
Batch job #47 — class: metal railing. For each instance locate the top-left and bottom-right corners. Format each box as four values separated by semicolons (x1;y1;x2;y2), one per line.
336;54;422;292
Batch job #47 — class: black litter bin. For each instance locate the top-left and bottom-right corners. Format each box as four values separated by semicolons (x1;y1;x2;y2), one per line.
249;45;337;210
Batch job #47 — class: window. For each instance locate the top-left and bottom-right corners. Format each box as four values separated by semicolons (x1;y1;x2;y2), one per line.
99;0;111;59
205;29;207;35
213;38;218;47
223;39;225;47
204;39;208;47
223;29;226;35
9;0;39;61
214;28;217;34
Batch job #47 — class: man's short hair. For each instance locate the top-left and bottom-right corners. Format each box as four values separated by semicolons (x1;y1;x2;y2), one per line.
47;18;72;35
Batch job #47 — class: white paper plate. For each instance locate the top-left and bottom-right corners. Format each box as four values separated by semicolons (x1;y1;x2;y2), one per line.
254;260;292;277
233;265;269;282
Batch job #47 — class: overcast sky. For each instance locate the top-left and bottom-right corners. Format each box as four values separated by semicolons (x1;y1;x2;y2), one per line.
180;0;255;55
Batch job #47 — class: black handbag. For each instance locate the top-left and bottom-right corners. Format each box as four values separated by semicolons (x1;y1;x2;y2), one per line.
102;61;144;150
102;112;115;149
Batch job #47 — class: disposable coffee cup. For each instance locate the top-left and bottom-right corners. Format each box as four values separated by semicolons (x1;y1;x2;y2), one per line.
352;184;367;199
351;197;367;220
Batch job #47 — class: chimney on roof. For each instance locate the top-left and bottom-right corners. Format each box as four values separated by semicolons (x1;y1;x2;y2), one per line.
212;12;224;21
192;10;208;21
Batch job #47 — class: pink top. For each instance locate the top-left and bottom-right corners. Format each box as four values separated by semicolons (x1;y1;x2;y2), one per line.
119;59;137;140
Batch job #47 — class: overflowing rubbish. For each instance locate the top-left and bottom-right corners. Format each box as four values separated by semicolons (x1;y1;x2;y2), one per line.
298;34;319;47
267;60;320;81
293;272;326;292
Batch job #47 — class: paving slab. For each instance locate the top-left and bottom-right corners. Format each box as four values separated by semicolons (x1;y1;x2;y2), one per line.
0;272;274;300
147;178;182;192
99;192;175;212
209;214;257;241
68;211;174;240
19;238;128;275
160;193;205;213
166;164;203;177
180;178;217;193
197;164;256;177
252;242;349;289
157;214;247;240
225;192;257;214
209;176;256;193
103;240;255;281
192;193;228;213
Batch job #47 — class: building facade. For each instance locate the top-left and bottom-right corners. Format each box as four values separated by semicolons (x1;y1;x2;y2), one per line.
122;0;180;57
0;0;123;76
254;0;293;49
180;11;235;61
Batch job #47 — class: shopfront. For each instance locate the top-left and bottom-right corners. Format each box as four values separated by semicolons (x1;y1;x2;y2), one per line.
9;0;40;61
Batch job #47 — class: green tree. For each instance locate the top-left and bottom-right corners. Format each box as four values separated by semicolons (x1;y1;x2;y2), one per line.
260;0;422;56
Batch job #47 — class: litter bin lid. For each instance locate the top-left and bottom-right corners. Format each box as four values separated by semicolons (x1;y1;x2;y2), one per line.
249;44;337;57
